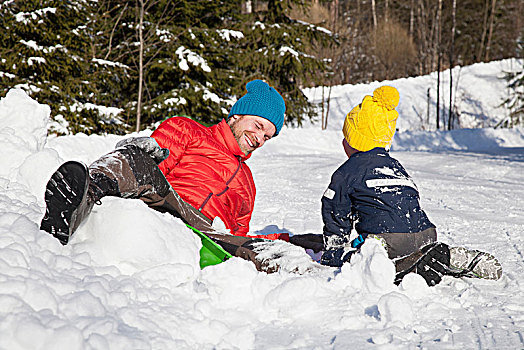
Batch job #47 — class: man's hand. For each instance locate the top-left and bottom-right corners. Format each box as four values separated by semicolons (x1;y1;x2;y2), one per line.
116;137;169;164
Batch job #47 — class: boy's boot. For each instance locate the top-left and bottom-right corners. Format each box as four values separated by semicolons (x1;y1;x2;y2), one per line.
448;246;502;280
394;242;451;286
40;161;116;245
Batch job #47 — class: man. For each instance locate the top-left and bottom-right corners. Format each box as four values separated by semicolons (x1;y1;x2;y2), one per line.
40;80;293;270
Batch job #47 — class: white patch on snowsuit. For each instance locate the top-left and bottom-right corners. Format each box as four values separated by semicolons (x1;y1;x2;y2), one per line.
365;178;418;191
323;188;336;200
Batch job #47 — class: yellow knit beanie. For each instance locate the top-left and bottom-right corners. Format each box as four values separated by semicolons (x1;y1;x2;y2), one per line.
342;86;400;152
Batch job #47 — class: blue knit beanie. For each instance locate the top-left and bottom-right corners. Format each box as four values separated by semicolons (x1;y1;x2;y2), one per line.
228;80;286;136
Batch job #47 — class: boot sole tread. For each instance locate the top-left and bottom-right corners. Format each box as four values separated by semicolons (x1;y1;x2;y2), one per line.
40;161;88;245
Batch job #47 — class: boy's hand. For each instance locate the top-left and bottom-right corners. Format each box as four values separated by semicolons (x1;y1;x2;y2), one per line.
320;246;356;267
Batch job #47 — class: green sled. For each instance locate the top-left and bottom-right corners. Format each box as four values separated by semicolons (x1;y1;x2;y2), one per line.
186;224;232;268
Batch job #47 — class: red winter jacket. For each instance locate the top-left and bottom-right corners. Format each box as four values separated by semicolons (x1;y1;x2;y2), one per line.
151;117;287;241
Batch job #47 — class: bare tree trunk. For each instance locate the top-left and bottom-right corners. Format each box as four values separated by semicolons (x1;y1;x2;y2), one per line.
448;0;456;130
356;0;361;29
518;1;523;50
321;0;337;130
485;0;497;61
331;0;339;29
324;85;332;130
427;88;431;127
321;86;333;131
371;0;377;29
385;0;389;23
428;1;438;72
104;3;128;60
416;2;425;75
478;0;490;61
436;0;442;130
409;0;414;38
321;86;325;130
136;0;145;132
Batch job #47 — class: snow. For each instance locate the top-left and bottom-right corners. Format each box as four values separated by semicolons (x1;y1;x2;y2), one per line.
69;102;124;120
155;28;173;43
15;7;56;24
175;46;211;73
217;29;244;42
279;46;299;58
164;96;187;106
305;58;522;131
27;57;46;66
1;60;524;349
19;39;42;51
91;58;129;69
0;71;15;79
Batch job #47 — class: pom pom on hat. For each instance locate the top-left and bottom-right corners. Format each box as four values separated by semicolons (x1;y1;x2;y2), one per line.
228;80;286;136
373;86;400;111
342;86;400;152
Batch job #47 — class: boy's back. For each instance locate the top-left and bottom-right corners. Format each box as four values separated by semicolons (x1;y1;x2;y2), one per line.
322;147;435;240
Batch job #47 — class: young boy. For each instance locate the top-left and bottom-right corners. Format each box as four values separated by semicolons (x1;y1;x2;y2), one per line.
319;86;502;286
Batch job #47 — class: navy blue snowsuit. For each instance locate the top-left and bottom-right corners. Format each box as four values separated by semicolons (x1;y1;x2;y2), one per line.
320;148;436;267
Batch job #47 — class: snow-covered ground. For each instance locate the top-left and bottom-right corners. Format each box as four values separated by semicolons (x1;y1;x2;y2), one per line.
0;60;523;349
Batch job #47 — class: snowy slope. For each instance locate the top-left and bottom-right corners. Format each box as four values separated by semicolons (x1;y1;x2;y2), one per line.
304;58;521;131
1;60;523;349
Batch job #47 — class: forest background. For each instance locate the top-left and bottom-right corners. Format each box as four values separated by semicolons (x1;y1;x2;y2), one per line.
0;0;522;135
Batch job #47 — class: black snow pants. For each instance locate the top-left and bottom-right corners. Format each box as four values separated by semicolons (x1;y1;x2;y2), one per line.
369;228;438;273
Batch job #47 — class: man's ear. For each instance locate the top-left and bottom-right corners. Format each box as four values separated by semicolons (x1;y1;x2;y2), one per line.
228;115;241;126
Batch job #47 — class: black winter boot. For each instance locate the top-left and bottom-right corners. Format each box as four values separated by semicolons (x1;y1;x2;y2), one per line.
394;242;451;286
40;161;103;245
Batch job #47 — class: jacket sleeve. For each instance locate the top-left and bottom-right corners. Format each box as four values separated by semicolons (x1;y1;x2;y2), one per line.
321;168;353;250
320;168;356;267
226;162;256;237
234;211;252;236
151;117;191;176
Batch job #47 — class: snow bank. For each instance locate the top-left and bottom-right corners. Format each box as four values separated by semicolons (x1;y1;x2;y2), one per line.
72;198;202;276
0;89;52;180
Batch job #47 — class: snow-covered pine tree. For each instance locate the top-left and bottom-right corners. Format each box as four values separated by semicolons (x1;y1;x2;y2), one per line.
0;0;128;135
501;38;524;128
1;0;335;134
117;0;334;130
116;0;245;130
235;0;333;126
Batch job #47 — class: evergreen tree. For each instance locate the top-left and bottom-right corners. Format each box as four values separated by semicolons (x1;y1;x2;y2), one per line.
0;0;127;134
120;0;246;129
1;0;334;134
235;0;332;126
116;0;333;129
501;37;524;128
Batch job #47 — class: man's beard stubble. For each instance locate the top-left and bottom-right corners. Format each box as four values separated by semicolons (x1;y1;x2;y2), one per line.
228;117;252;156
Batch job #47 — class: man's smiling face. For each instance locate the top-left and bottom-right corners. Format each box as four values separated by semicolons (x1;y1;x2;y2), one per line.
228;115;276;155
